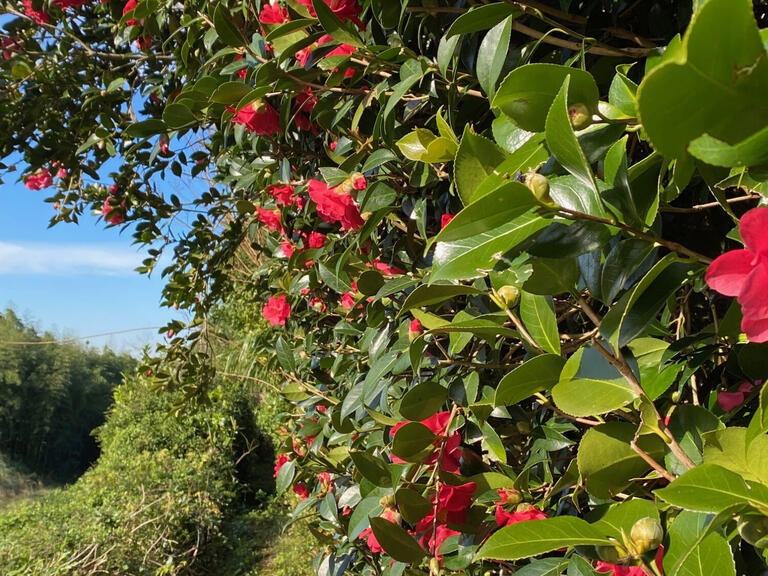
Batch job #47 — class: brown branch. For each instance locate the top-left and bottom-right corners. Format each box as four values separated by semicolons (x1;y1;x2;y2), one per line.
630;439;675;483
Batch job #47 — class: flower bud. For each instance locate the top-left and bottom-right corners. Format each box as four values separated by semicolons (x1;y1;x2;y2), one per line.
429;557;441;576
498;488;523;506
738;515;768;548
525;172;551;203
568;102;592;130
630;517;663;554
497;285;520;309
408;318;424;341
379;494;396;509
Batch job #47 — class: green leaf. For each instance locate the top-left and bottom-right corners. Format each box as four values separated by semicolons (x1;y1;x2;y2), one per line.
162;103;196;129
663;511;736;576
432;212;548;282
523;257;580;295
275;459;296;494
265;18;315;41
528;220;612;259
601;239;655;303
600;255;694;348
311;0;363;47
400;382;448;421
548;175;606;219
400;284;483;314
396;129;457;163
391;422;436;462
592;499;660;541
445;4;521;38
437;33;461;77
519;292;560;355
655;463;768;513
436;181;537;243
477;16;513;99
637;0;768;159
213;5;246;47
513;558;570;576
747;381;768;445
494;354;566;407
545;77;599;197
124;119;166;138
552;378;637;418
578;422;665;499
350;450;391;487
369;517;427;563
210;81;252;104
348;495;383;539
275;336;296;372
703;427;768;485
476;517;613;560
493;64;599;132
395;488;432;525
688;126;768;167
454;127;508;205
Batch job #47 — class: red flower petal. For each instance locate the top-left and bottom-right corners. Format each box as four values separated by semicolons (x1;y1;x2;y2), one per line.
705;249;755;297
740;207;768;258
742;313;768;343
739;264;768;317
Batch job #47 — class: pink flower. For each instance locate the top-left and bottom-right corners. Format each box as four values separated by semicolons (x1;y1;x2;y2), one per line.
409;318;423;341
441;213;455;229
273;454;290;477
227;101;281;135
24;168;53;190
259;2;289;24
122;0;140;26
368;259;404;276
329;141;337;151
309;297;326;312
262;294;291;326
22;0;50;24
717;381;758;412
268;184;297;207
56;167;68;179
293;482;309;500
340;291;356;309
257;207;283;233
102;196;125;225
706;207;768;342
281;241;295;258
308;179;364;231
295;0;361;23
494;504;547;528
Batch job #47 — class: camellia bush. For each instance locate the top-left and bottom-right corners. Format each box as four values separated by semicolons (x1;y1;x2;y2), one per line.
3;0;768;574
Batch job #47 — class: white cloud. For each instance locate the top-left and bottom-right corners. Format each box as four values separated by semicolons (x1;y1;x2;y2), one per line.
0;241;144;276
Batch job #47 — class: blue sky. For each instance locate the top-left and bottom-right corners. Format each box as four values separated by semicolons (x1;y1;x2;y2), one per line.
0;175;176;355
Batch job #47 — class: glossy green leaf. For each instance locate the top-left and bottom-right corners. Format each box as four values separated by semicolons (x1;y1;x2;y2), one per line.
350;450;391;487
601;239;655;303
445;4;521;38
637;0;768;158
688;125;768;167
210;81;252;104
163;103;196;129
545;77;599;196
400;382;448;421
663;511;736;576
494;354;566;407
213;5;246;47
592;499;660;541
477;516;613;560
454;127;508;205
400;284;482;314
124;119;166;138
477;16;513;98
391;422;436;462
578;422;665;499
655;463;768;513
369;517;427;563
311;0;363;47
519;292;560;355
493;64;599;132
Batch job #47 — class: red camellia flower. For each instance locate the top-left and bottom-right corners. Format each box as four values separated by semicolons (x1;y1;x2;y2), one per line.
24;168;53;190
259;1;289;24
227;101;281;135
293;88;318;131
418;524;461;561
317;472;333;492
22;0;50;24
257;206;283;233
122;0;140;26
441;213;455;229
409;318;423;341
262;294;291;326
293;482;309;500
267;184;297;207
296;35;356;77
368;258;405;276
340;291;356;309
495;503;548;528
56;167;68;179
234;54;248;79
296;0;361;23
280;241;295;258
390;411;462;472
53;0;89;8
717;381;757;411
308;179;364;231
309;297;326;313
273;454;289;477
305;231;327;249
706;207;768;342
102;197;125;225
1;37;23;60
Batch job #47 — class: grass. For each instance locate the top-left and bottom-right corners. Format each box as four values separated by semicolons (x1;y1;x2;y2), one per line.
0;454;44;507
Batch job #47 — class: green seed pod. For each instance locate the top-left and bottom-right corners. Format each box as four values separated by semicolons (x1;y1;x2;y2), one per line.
596;545;622;564
497;285;520;308
568;102;592;130
525;172;551;203
630;517;663;554
738;515;768;548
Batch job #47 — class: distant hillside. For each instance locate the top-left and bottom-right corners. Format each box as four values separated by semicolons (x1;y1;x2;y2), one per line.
0;309;136;482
